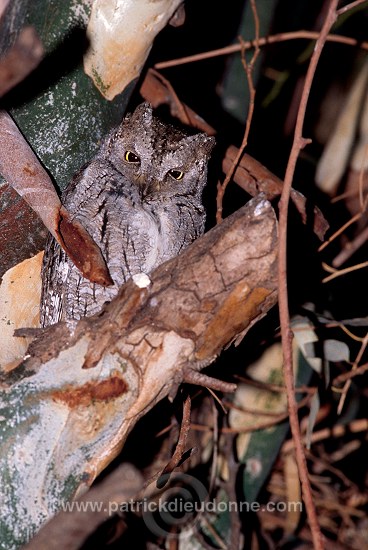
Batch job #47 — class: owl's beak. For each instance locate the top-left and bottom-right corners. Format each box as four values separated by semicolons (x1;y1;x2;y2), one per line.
144;182;161;197
136;174;161;197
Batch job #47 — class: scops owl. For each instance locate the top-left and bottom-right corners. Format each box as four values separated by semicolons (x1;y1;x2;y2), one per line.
40;102;215;327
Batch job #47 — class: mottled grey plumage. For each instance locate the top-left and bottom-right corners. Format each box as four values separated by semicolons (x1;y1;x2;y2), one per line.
40;103;215;327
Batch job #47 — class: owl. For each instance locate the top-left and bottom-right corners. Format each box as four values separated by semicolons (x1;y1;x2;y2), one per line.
40;102;215;327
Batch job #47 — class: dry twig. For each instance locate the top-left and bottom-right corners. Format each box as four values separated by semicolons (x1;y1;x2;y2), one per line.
322;260;368;282
216;0;260;223
277;1;342;548
160;394;192;477
333;361;368;384
282;418;368;453
335;331;368;414
154;31;368;70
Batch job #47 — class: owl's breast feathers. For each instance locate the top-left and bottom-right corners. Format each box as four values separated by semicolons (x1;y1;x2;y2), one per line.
66;160;205;280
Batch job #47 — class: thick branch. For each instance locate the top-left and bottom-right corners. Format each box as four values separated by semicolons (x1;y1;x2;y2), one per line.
0;196;277;546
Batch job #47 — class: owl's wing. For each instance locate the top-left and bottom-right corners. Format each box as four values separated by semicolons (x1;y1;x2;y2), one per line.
40;162;102;327
40;235;68;327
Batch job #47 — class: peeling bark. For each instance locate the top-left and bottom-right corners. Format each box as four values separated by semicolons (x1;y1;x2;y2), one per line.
84;0;183;99
0;111;112;285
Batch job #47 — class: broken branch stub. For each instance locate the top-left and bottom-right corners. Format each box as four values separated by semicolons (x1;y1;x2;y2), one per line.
223;145;329;241
0;196;277;546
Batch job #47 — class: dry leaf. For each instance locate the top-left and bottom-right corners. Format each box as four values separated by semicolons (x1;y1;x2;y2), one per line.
315;59;368;194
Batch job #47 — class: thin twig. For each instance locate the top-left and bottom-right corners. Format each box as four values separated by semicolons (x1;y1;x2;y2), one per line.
205;387;227;413
336;0;368;16
216;0;260;223
331;188;362;203
154;31;368;70
318;210;363;252
358;144;368;209
335;331;368;414
190;395;311;434
306;449;357;486
330;145;368;266
235;375;317;394
278;2;341;548
332;361;368;384
208;399;219;497
161;394;192;476
332;225;368;267
282;418;368;453
325;320;365;343
320;144;368;262
225;400;292;417
322;260;368;282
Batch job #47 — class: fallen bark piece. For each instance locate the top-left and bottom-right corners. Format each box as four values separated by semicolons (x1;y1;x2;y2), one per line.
0;195;278;549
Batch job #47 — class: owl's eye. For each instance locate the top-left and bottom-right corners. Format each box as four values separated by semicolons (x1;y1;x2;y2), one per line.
168;169;184;181
124;150;140;163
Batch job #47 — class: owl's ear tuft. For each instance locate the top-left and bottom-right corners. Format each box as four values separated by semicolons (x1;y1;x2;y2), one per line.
132;102;153;124
122;102;153;126
186;133;216;157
